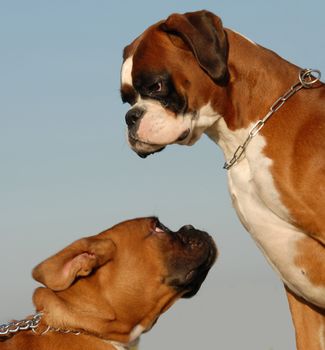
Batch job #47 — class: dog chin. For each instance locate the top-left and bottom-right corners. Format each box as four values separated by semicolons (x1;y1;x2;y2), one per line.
128;127;193;158
135;146;166;158
128;137;166;158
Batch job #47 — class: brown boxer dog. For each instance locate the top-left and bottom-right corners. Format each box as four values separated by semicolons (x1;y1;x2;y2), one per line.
0;217;217;350
120;10;325;349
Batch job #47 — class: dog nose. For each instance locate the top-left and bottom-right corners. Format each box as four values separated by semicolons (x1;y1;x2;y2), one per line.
125;107;145;127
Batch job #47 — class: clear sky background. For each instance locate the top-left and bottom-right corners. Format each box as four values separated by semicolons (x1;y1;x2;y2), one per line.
1;1;324;349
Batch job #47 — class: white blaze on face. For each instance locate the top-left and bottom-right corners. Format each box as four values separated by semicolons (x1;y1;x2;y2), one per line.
121;56;133;86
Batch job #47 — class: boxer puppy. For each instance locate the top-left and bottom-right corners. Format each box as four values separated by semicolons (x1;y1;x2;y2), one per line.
0;217;217;350
120;10;325;349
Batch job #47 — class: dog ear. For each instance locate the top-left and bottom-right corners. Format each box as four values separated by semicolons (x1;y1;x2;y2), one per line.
32;236;116;291
160;10;229;85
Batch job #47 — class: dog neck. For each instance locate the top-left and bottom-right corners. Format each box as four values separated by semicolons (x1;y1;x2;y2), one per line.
34;315;141;349
33;286;143;345
204;28;301;155
211;29;300;132
0;313;139;350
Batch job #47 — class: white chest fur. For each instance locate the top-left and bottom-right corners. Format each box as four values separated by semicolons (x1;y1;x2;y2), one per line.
207;118;325;307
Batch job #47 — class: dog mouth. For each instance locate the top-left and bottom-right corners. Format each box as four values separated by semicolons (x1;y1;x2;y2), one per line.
128;134;165;158
176;128;190;142
128;128;191;158
153;219;217;298
176;227;217;298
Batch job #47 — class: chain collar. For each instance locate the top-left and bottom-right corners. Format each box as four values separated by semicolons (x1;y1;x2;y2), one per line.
0;312;133;350
223;68;322;170
0;312;42;336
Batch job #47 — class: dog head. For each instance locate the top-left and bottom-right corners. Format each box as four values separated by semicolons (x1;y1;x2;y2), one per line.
32;217;217;344
120;10;229;158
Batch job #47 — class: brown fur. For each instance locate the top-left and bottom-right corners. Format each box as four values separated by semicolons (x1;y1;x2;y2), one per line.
0;217;216;349
286;286;325;350
122;10;325;349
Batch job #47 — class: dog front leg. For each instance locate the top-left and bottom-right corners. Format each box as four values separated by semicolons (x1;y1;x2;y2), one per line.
285;285;325;350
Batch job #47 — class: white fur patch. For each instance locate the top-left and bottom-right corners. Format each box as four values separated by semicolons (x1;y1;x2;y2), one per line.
129;324;145;343
132;97;192;146
188;103;222;145
121;56;133;86
109;341;128;350
130;101;222;150
207;118;325;308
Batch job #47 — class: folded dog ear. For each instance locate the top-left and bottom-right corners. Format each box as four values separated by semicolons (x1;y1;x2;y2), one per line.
32;236;116;291
160;10;229;85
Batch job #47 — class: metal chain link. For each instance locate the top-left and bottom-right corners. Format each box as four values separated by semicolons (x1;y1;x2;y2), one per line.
0;313;132;350
223;68;321;170
0;313;42;336
0;312;81;337
0;313;127;349
38;326;81;336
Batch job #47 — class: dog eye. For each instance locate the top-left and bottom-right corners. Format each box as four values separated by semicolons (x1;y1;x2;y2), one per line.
148;81;162;94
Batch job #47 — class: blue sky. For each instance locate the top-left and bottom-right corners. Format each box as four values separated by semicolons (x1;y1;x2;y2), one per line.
1;1;324;349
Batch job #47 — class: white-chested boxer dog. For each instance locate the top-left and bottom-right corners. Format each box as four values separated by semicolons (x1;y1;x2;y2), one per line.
0;217;217;350
120;10;325;349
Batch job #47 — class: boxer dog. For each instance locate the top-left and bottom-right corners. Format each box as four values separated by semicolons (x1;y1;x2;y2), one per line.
0;217;217;350
120;10;325;349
